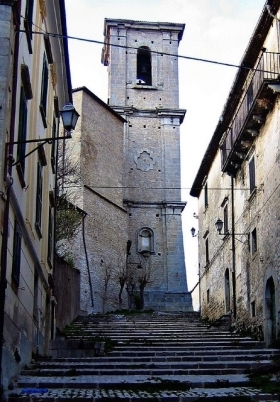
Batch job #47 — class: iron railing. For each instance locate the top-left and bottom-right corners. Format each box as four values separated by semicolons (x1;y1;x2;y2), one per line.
221;52;280;168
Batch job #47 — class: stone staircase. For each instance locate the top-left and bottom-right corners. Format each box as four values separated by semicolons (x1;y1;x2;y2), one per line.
7;311;280;401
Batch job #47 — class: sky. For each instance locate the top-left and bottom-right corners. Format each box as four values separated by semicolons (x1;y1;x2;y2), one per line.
65;0;266;294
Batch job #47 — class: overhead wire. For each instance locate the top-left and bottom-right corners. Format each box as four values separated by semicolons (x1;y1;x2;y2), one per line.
18;25;280;76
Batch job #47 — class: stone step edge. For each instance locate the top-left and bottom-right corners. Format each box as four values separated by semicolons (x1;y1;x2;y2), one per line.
14;373;256;388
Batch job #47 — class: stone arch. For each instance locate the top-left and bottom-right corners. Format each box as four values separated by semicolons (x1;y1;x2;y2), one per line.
137;227;154;254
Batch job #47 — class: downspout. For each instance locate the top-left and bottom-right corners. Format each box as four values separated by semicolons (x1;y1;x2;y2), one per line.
231;176;237;319
0;0;21;396
82;214;94;308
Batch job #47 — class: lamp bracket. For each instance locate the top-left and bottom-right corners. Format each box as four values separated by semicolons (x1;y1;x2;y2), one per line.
6;134;71;166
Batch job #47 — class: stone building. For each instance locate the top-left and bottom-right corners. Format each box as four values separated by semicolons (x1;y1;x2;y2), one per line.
65;87;127;314
190;0;280;345
0;0;74;392
101;19;192;311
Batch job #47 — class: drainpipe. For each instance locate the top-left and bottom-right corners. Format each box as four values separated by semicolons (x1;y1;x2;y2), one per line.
0;1;21;396
82;214;94;308
231;176;237;319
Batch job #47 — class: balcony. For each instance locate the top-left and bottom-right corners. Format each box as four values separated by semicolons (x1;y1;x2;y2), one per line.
220;51;280;175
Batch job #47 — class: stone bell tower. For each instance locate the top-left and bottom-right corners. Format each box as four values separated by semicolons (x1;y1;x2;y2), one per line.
102;19;192;311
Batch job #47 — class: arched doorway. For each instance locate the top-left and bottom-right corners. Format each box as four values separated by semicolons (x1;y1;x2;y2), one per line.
265;277;276;345
225;268;231;313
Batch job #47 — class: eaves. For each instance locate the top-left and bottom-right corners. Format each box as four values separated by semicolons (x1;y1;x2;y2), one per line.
190;0;280;198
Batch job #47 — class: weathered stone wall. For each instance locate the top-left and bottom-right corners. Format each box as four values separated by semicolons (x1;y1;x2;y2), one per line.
54;256;80;332
71;88;128;314
197;18;280;344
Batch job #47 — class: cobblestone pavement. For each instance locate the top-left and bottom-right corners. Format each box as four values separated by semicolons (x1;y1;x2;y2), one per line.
7;386;280;401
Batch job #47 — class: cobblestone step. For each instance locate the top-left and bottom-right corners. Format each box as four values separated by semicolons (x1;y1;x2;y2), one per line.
7;312;280;401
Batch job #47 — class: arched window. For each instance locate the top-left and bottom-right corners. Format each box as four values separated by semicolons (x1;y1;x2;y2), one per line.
137;227;154;254
137;47;152;85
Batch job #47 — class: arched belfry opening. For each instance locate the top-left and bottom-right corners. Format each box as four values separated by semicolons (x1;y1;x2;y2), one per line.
137;46;152;85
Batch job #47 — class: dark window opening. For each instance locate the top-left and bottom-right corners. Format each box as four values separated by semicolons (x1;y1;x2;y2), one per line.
137;46;152;85
12;221;22;287
249;156;256;193
205;237;209;264
223;204;229;233
35;162;43;237
251;228;257;254
39;54;49;128
207;289;210;303
24;0;34;53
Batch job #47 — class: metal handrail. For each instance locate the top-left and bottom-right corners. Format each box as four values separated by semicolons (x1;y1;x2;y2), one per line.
221;52;280;167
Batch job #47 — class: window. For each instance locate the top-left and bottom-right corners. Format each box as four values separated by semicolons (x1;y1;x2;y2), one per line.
25;0;34;34
24;0;34;53
35;162;43;237
205;237;209;264
249;156;256;193
12;221;22;287
40;54;49;127
17;86;28;184
204;182;208;209
137;47;152;85
223;204;229;233
251;228;257;254
47;207;54;264
137;227;154;254
207;289;210;304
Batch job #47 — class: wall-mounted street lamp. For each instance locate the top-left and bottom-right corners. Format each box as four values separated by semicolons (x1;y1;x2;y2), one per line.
215;218;248;243
59;103;80;133
7;103;79;166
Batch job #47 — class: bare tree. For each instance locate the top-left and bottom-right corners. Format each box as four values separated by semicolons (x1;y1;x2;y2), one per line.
101;262;112;314
118;265;128;310
55;141;83;261
137;254;151;310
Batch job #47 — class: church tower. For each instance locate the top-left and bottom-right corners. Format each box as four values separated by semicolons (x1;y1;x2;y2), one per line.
102;19;192;311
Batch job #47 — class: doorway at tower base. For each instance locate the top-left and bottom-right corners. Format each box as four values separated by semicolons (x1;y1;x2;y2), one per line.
143;291;193;312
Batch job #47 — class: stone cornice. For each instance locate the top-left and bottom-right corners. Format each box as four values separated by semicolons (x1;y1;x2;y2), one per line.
112;106;186;123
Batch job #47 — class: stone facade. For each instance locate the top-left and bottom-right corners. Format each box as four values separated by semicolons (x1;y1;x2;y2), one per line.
102;19;192;311
69;88;128;314
190;0;280;345
0;0;73;392
54;256;80;332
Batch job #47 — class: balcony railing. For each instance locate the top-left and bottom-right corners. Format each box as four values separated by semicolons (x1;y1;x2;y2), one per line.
221;51;280;173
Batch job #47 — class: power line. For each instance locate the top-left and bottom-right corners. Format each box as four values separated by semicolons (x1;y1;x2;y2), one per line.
19;27;280;76
63;185;250;191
